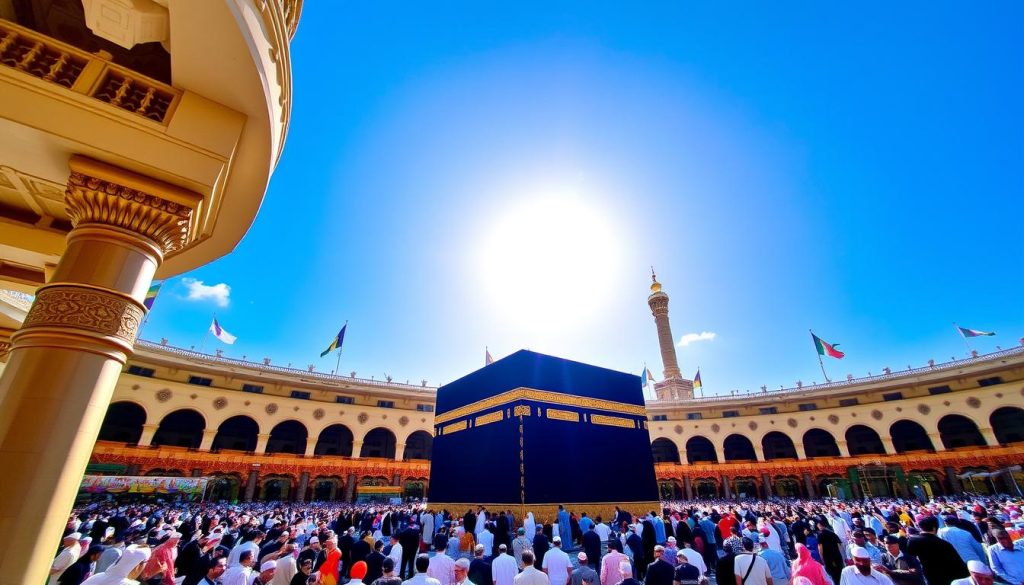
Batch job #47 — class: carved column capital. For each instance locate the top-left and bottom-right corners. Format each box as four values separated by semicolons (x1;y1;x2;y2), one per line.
65;156;202;254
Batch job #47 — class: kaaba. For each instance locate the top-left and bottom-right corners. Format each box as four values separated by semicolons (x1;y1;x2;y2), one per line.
429;350;659;522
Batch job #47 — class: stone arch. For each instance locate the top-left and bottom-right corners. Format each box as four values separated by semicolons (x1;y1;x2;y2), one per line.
152;409;206;448
403;430;433;460
361;427;397;459
685;436;718;463
315;424;354;456
990;406;1024;444
723;434;756;461
212;415;259;452
260;474;295;500
762;431;798;460
890;419;934;453
207;473;243;501
938;414;986;449
845;424;886;455
802;428;840;458
652;438;681;463
266;420;308;455
98;401;147;444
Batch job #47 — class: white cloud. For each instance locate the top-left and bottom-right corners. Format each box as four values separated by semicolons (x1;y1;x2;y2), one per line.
677;331;717;347
182;278;231;307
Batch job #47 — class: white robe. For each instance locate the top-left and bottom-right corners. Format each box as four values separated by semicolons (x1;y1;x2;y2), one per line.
48;545;80;585
475;512;487;535
524;514;536;544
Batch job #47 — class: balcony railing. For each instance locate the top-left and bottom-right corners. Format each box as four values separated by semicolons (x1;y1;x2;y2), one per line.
134;339;437;392
651;344;1024;406
0;19;180;124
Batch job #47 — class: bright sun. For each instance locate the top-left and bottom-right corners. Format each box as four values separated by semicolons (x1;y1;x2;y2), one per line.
477;191;623;330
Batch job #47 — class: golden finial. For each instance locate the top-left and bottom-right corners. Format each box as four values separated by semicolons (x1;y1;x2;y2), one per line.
650;266;662;293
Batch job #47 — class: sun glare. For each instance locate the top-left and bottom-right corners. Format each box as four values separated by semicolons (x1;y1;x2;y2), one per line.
477;191;623;330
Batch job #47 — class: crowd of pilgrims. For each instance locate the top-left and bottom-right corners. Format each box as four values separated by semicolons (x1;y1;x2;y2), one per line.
48;494;1024;585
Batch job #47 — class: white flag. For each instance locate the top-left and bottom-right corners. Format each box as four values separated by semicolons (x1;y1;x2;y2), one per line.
209;318;236;345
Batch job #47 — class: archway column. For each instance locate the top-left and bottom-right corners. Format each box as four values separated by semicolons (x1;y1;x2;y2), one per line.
979;426;999;447
761;473;772;497
345;473;357;501
244;470;259;501
395;443;406;461
880;436;896;454
795;442;808;460
256;433;272;454
352;440;364;458
199;429;218;451
721;474;732;498
945;466;963;494
296;472;309;503
752;444;765;462
928;433;944;451
683;475;693;500
0;157;201;585
138;423;159;447
304;437;317;457
836;440;850;458
803;472;816;497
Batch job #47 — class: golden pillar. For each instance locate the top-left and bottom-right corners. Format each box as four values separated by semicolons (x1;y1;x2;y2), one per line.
0;156;200;584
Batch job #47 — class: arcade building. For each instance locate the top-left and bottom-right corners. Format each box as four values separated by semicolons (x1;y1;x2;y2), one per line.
3;276;1022;505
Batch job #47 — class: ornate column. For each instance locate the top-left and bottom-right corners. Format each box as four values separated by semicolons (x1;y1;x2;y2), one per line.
761;473;772;497
392;473;401;486
244;470;259;501
752;444;766;462
836;440;850;458
683;475;693;500
255;433;272;454
199;429;218;451
979;427;999;447
296;472;309;502
394;443;406;462
721;474;732;498
928;433;944;451
345;473;357;502
0;156;200;585
138;423;159;446
351;440;364;458
304;437;317;457
191;469;202;477
125;463;141;476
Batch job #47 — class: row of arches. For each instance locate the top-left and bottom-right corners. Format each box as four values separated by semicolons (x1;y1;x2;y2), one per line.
652;409;1024;464
98;404;432;460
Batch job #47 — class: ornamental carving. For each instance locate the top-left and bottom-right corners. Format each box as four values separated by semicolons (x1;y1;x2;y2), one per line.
674;425;683;435
213;398;227;410
787;419;798;428
828;415;839;424
399;416;409;427
155;389;172;402
967;397;981;409
871;410;883;420
358;413;369;424
710;424;720;433
265;403;278;415
313;409;325;420
917;404;930;415
748;421;758;431
65;158;200;253
23;286;143;344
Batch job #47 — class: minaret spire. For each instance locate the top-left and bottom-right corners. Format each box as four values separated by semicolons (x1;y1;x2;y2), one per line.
646;271;694;400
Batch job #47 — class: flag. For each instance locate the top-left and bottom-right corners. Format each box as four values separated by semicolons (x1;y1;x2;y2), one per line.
640;367;648;387
209;318;236;345
811;332;844;359
693;369;702;389
485;348;494;366
143;282;162;310
958;326;995;338
320;324;347;357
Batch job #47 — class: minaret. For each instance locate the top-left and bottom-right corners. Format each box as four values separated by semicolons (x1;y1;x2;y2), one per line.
647;269;694;400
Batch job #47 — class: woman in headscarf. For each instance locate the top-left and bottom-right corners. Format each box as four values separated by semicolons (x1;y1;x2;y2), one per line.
790;543;830;585
81;545;152;585
524;513;536;544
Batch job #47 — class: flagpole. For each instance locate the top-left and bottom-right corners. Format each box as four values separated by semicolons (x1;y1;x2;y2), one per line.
201;313;213;354
811;329;831;383
954;323;972;354
332;320;347;375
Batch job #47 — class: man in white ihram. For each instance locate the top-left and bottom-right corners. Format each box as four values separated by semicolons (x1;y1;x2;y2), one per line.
491;544;519;585
543;537;573;585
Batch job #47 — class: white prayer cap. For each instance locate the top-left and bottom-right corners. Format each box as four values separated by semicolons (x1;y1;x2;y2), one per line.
577;552;587;561
851;546;870;559
261;560;277;572
552;536;561;543
455;558;471;569
309;536;319;544
66;532;82;540
967;560;993;575
667;536;676;543
475;544;485;552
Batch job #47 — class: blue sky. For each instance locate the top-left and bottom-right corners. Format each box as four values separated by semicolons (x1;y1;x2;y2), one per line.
143;3;1024;394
